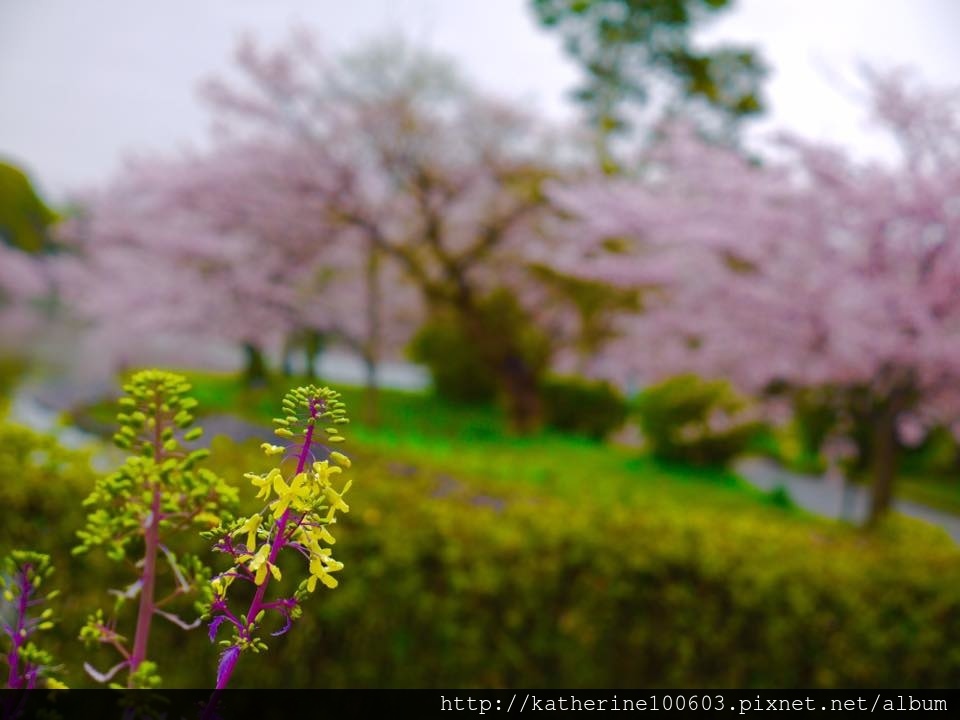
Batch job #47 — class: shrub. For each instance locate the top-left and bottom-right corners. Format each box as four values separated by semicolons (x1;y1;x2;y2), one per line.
408;315;498;404
5;428;960;688
0;354;26;414
408;291;551;412
540;375;628;440
0;421;112;688
633;374;761;466
900;425;958;476
255;459;960;689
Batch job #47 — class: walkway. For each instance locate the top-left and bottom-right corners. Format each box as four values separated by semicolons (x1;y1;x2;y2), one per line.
737;456;960;544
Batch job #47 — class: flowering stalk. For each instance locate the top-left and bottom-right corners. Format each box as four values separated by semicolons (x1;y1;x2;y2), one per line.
74;370;237;688
1;551;63;690
204;385;353;691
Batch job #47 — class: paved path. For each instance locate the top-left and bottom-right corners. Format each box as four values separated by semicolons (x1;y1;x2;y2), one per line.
736;456;960;544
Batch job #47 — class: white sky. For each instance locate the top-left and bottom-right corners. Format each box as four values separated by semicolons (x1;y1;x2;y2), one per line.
2;0;959;199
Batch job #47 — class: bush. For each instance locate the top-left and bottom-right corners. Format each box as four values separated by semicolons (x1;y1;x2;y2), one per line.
408;291;551;409
0;421;133;688
540;375;628;440
5;430;960;688
634;374;761;466
901;425;958;476
408;315;498;404
246;452;960;689
0;354;26;414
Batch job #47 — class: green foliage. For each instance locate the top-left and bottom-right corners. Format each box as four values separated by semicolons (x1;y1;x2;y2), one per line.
0;423;100;688
1;551;64;689
221;446;960;689
901;425;958;476
0;422;95;557
531;0;766;164
0;160;58;255
6;405;960;688
634;374;761;466
409;290;552;412
75;371;236;558
539;375;628;440
0;355;25;417
74;370;237;686
528;262;642;364
409;315;498;404
773;387;841;474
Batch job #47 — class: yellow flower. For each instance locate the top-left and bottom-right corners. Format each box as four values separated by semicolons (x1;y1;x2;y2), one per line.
316;525;336;545
307;555;343;592
247;544;280;586
272;472;311;519
235;514;262;551
312;460;342;488
323;480;352;521
247;469;279;501
294;524;337;556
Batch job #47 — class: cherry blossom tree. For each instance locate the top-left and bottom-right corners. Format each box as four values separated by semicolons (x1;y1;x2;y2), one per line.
201;33;590;430
552;72;960;523
0;243;52;358
56;141;360;382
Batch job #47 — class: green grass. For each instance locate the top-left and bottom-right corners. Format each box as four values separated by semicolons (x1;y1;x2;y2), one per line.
899;474;960;515
180;370;813;518
67;368;805;518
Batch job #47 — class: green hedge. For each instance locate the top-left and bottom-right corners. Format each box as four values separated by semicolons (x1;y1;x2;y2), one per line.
272;467;960;689
408;316;498;404
634;374;762;466
540;375;628;440
3;428;960;688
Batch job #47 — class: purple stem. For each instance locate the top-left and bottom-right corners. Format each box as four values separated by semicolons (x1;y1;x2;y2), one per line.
5;564;32;689
213;399;320;691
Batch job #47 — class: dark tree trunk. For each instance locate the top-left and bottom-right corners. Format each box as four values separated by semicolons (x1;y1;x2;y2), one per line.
303;330;324;381
363;239;382;426
242;342;269;387
497;352;543;434
866;405;899;527
363;353;379;427
454;300;544;435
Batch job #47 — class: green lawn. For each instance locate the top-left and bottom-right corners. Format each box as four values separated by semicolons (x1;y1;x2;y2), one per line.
69;369;814;523
898;474;960;515
68;369;960;525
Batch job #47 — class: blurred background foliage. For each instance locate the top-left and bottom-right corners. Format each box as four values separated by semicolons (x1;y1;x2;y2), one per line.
0;160;59;254
633;374;763;466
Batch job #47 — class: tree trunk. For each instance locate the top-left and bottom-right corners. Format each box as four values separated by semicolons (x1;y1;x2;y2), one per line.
363;353;379;427
242;342;269;387
363;239;382;426
304;330;324;381
497;351;543;434
866;407;899;527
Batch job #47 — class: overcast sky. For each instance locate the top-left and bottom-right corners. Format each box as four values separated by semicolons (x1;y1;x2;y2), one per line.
2;0;959;200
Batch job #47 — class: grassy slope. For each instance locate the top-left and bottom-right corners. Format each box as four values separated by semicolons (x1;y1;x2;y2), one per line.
75;368;960;534
168;370;815;521
898;475;960;516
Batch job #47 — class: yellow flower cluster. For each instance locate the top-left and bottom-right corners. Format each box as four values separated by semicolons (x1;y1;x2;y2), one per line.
234;453;352;589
